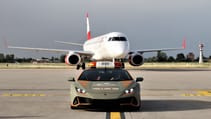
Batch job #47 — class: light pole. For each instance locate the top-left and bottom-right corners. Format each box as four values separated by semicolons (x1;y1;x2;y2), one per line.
199;43;204;64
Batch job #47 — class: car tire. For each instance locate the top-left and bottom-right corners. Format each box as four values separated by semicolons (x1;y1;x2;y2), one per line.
70;105;77;110
133;105;140;111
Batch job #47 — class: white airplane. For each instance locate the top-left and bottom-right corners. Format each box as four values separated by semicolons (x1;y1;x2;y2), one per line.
8;13;186;69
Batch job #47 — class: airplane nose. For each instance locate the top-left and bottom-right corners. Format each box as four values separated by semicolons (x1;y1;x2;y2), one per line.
112;46;127;58
114;49;123;56
107;42;129;58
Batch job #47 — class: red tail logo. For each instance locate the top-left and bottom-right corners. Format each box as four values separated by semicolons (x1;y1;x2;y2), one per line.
86;13;91;40
182;38;186;49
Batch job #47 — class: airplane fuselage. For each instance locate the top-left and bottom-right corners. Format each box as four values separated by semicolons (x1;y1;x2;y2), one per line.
83;32;130;60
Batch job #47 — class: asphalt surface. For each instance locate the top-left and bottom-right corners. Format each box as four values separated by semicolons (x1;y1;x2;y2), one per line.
0;68;211;119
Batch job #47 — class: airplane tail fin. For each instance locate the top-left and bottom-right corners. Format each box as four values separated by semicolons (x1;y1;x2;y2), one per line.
86;12;91;40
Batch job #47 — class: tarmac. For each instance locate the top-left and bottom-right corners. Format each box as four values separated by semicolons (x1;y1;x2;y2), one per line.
0;68;211;119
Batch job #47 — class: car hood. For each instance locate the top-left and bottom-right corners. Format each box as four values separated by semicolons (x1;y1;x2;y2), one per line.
76;80;134;93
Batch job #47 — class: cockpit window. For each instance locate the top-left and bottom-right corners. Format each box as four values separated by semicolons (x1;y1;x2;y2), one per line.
108;37;127;41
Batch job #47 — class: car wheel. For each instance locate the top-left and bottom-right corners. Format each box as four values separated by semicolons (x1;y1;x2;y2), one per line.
70;105;78;110
132;105;140;111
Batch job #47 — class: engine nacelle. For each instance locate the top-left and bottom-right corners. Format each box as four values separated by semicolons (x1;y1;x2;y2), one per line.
128;53;144;66
65;53;81;65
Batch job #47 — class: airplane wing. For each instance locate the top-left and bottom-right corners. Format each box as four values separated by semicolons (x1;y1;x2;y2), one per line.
55;40;83;46
129;47;185;54
7;45;94;56
129;39;186;54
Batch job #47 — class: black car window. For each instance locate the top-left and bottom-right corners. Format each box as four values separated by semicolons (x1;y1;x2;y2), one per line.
78;69;133;81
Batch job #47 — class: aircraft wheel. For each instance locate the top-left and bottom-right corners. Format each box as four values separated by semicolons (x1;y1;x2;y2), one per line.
76;65;80;70
70;105;78;110
82;63;86;70
121;62;125;68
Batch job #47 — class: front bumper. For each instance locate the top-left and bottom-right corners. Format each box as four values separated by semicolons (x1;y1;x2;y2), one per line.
70;96;140;108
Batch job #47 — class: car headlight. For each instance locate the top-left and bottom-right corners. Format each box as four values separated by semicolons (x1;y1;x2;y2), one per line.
124;88;134;94
75;87;86;94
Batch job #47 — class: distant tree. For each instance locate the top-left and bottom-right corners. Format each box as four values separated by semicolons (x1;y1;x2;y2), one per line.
195;57;199;62
0;53;4;62
145;56;157;62
167;56;175;62
15;58;23;63
50;56;56;62
50;56;59;63
41;57;48;60
208;56;211;62
15;57;33;63
157;51;168;62
5;54;15;63
186;52;195;62
26;58;33;62
60;54;66;63
176;53;186;62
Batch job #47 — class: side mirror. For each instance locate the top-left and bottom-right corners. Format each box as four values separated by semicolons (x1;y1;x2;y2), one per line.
136;77;144;82
68;77;75;82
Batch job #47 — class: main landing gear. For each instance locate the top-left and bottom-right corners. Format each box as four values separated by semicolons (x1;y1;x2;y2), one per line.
76;63;86;70
75;59;125;70
116;58;125;69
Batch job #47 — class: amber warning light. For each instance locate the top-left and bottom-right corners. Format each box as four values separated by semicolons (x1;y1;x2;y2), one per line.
88;61;122;68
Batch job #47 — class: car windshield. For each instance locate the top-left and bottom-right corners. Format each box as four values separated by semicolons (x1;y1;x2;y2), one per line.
78;69;133;81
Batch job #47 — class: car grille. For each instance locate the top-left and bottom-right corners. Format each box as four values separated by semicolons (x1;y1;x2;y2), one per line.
73;96;139;106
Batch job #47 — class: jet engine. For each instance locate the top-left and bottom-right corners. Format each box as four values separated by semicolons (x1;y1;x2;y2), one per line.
65;53;81;65
128;53;144;66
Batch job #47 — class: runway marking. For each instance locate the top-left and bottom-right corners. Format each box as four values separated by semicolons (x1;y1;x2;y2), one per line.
2;93;46;97
110;112;121;119
182;90;211;97
106;112;125;119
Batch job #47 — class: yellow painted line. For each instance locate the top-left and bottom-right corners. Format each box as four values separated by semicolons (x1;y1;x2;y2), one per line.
182;94;211;96
2;94;11;96
182;94;195;96
2;93;46;97
110;112;121;119
182;90;211;97
39;94;46;97
198;91;211;94
198;91;211;96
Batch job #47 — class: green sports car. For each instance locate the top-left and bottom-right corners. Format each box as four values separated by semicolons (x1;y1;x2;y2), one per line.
68;68;143;110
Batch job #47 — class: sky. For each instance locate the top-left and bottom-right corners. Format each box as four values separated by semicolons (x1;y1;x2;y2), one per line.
0;0;211;58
